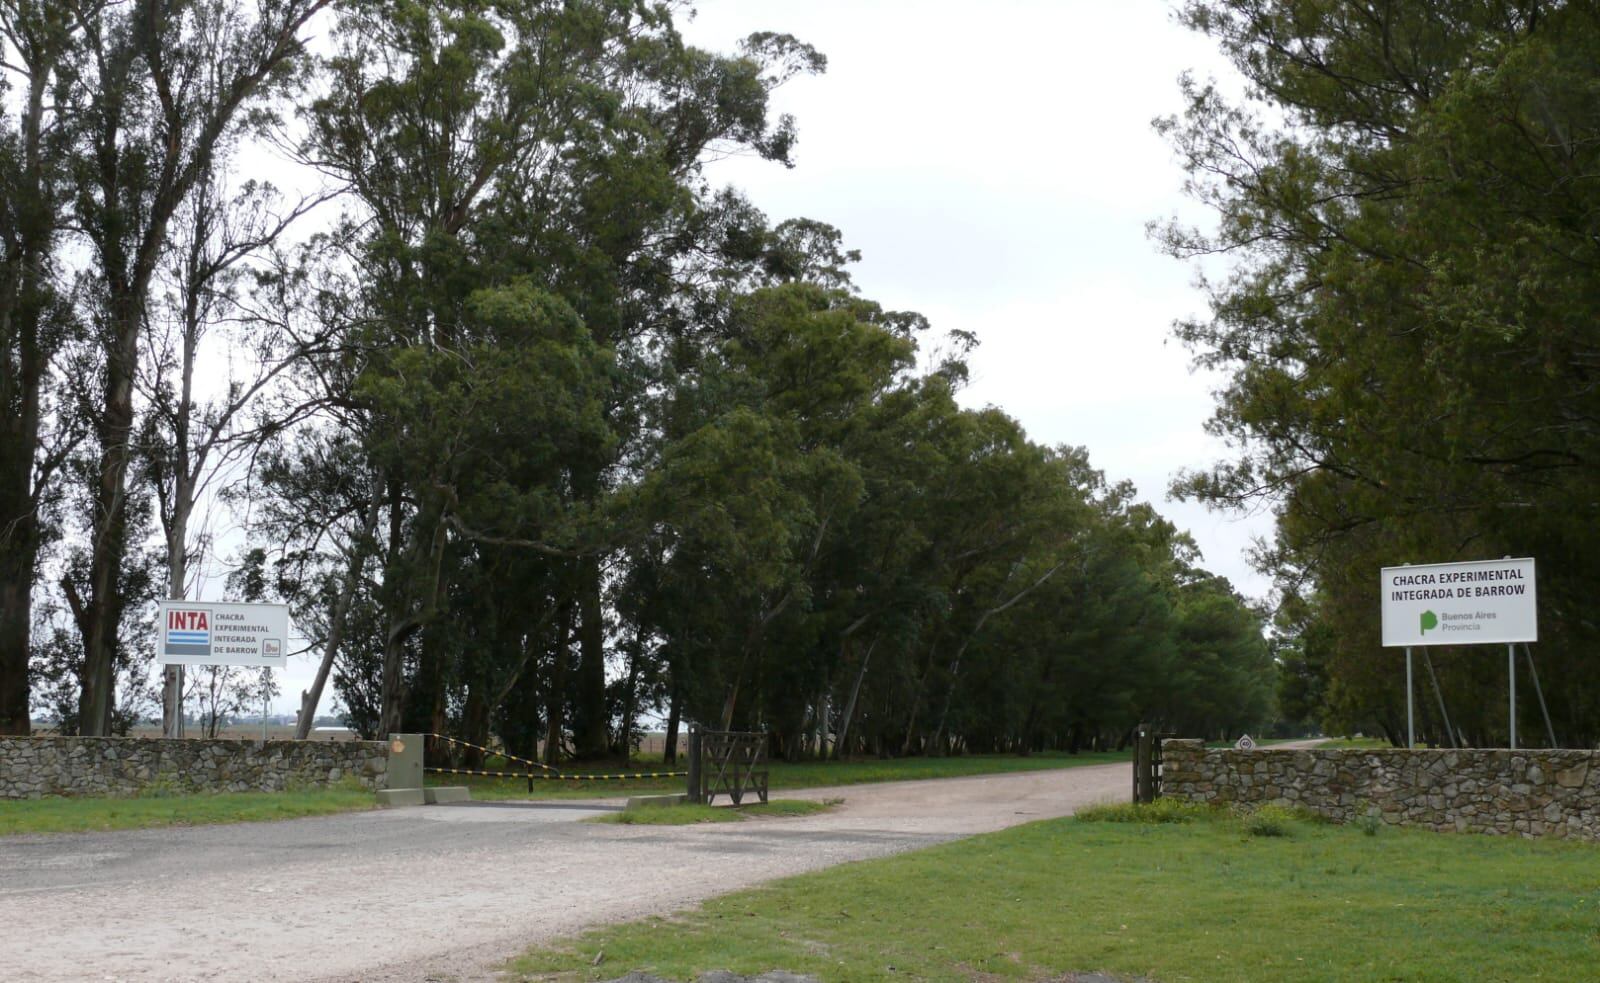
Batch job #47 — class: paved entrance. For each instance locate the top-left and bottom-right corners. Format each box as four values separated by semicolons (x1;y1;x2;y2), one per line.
0;762;1129;982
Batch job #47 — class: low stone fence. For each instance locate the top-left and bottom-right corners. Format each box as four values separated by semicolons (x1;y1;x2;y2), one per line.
1162;739;1600;839
0;735;390;800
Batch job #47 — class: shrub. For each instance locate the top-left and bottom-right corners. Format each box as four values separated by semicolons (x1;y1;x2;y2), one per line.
1075;797;1215;824
1241;803;1297;837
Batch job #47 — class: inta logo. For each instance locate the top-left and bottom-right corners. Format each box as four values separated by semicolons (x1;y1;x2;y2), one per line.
164;609;212;657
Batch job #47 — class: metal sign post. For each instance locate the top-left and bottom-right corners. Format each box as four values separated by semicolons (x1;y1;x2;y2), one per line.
1522;643;1558;748
1508;644;1516;750
1405;647;1415;749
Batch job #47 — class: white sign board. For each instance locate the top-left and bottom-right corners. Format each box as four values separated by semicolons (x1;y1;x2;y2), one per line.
1234;734;1256;751
1380;558;1536;648
157;600;289;668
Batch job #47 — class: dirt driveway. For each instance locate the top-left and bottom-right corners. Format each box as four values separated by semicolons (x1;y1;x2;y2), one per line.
0;762;1130;982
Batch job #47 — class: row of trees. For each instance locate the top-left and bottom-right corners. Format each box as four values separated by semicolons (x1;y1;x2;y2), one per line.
1164;0;1600;747
0;0;1275;757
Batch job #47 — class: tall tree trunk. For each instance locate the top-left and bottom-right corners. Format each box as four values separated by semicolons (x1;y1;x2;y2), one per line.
662;676;681;766
543;602;572;766
616;630;642;760
573;555;607;759
378;616;411;739
159;292;200;738
161;466;192;738
295;479;381;738
0;25;72;735
901;642;939;756
463;667;489;770
929;563;1062;751
0;244;45;737
0;539;36;736
79;290;141;736
834;637;875;761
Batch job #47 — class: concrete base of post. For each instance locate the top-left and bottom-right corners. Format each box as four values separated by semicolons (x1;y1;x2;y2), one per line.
376;788;426;807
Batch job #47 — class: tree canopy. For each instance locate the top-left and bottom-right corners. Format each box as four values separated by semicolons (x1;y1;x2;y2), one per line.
0;0;1274;756
1163;0;1600;746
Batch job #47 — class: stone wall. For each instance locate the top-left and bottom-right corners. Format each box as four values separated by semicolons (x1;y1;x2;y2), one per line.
0;736;390;800
1162;739;1600;839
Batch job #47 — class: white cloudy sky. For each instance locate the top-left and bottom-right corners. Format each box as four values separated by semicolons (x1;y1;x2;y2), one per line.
681;1;1271;589
243;1;1276;715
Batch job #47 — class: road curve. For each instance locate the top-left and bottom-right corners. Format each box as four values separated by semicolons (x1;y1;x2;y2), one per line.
0;761;1131;982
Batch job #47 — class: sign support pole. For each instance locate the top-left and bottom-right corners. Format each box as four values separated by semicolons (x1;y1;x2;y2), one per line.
1507;643;1517;751
1421;650;1456;748
1522;644;1557;748
1404;647;1415;749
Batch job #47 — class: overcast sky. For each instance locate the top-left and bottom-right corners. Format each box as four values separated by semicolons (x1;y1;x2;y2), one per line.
681;1;1271;590
250;1;1274;716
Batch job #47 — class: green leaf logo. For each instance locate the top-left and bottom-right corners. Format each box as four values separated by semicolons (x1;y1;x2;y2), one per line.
1420;610;1438;635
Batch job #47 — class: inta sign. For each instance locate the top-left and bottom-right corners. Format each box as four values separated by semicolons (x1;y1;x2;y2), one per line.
157;600;289;668
1380;558;1536;648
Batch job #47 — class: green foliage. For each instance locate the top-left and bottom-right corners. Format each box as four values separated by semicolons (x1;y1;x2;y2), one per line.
1074;797;1216;824
1240;802;1299;838
11;0;1278;760
1164;1;1600;746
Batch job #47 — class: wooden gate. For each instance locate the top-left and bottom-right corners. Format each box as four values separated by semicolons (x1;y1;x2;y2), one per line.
687;727;769;805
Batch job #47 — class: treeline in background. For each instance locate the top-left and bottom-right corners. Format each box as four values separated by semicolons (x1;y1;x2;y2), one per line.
0;0;1276;759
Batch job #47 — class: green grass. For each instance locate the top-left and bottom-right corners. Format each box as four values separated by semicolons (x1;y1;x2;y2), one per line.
0;785;377;836
512;805;1600;982
435;749;1130;802
588;798;839;826
1073;796;1216;824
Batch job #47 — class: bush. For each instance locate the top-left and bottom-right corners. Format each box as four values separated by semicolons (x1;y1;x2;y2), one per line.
1075;798;1215;824
1241;803;1297;837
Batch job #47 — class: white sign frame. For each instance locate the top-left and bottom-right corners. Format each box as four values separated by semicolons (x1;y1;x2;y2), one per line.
156;600;289;668
1380;557;1536;648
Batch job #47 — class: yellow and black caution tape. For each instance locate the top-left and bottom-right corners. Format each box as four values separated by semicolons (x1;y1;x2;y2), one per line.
423;733;557;773
425;767;687;781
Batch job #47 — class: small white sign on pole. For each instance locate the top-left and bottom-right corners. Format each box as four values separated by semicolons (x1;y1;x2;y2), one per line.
1380;557;1537;648
156;600;289;668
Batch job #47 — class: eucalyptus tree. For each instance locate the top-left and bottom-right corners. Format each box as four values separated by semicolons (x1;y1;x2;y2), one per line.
299;0;823;740
59;0;329;735
0;0;79;734
137;170;328;735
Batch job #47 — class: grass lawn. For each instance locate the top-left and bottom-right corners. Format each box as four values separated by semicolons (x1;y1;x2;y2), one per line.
434;749;1130;802
513;806;1600;982
588;798;838;825
0;786;377;836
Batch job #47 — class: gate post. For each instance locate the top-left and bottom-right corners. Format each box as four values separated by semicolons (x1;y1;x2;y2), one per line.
1132;723;1153;804
686;725;703;804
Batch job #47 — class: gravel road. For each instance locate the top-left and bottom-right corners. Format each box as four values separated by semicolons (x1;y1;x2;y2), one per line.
1;762;1130;982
